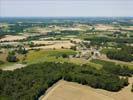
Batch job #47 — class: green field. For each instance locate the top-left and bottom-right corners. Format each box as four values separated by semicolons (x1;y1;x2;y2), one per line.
25;49;103;69
0;62;15;68
0;95;11;100
25;49;77;64
100;48;115;54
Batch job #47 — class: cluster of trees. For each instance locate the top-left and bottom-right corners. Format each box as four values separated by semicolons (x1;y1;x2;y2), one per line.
121;45;133;54
48;50;76;58
54;52;76;58
91;59;133;76
48;30;80;37
70;46;77;51
0;22;55;35
17;46;28;54
0;60;4;65
6;51;18;62
24;35;45;41
0;45;15;49
60;30;80;35
84;36;133;46
0;62;132;100
102;62;133;76
0;24;26;35
0;22;45;35
106;49;133;62
29;43;46;47
101;45;133;62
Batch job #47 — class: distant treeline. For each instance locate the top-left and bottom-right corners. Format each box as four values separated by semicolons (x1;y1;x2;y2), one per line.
0;62;133;100
48;30;81;36
84;36;133;45
91;59;133;76
0;23;35;35
0;22;80;35
1;17;133;25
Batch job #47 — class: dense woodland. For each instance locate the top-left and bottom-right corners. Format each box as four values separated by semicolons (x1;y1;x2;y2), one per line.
107;50;133;62
91;59;133;76
106;46;133;62
0;62;133;100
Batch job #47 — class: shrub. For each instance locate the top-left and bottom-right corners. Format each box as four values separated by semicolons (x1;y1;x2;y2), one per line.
6;51;18;62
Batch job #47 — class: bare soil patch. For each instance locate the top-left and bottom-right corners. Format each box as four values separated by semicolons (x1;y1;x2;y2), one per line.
0;35;27;42
95;24;115;31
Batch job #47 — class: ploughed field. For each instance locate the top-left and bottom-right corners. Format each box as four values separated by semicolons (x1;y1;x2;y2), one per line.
0;35;27;42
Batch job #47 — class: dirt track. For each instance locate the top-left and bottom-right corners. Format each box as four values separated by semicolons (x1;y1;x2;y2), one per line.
1;64;26;71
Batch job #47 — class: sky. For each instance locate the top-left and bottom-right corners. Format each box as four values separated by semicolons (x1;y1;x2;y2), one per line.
0;0;133;17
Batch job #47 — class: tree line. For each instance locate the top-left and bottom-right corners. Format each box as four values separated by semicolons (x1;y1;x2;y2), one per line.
91;59;133;76
84;36;133;45
106;47;133;62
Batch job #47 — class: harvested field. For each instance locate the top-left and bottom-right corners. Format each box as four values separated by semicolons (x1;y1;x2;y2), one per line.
40;77;133;100
39;80;114;100
32;43;74;49
95;24;115;31
0;42;21;46
32;40;73;45
60;27;83;31
0;51;8;62
26;27;50;34
122;26;133;31
31;40;75;49
70;38;82;43
0;35;27;42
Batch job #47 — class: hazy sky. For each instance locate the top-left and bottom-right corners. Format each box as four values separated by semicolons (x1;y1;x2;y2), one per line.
0;0;133;17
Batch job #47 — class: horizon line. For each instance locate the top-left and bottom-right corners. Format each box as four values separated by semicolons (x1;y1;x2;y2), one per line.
1;16;133;18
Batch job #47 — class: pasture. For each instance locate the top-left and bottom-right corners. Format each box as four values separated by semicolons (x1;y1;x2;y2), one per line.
25;49;77;64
